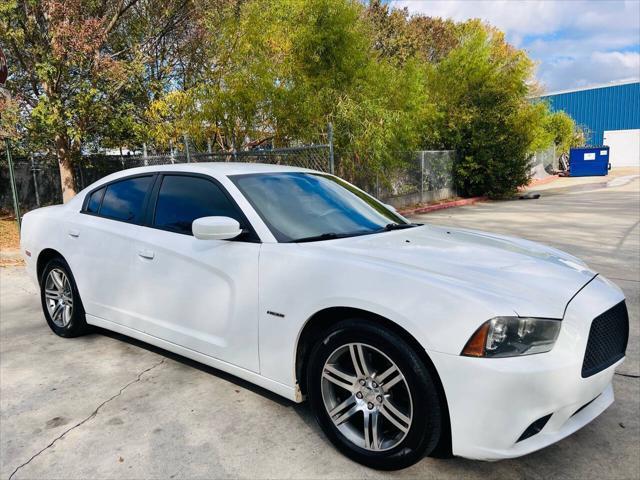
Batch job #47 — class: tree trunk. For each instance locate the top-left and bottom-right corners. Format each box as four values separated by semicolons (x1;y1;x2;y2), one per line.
55;133;77;203
43;77;78;203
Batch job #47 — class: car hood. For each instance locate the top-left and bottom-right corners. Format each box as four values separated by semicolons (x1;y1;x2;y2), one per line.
315;225;597;319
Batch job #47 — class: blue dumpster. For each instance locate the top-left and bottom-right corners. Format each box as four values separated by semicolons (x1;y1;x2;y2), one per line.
569;146;610;177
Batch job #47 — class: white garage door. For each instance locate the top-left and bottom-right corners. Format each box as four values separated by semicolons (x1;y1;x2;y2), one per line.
603;129;640;167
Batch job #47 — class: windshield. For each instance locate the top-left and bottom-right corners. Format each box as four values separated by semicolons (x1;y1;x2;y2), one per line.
230;172;410;242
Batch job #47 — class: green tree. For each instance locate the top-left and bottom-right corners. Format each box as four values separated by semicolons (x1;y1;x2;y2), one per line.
147;0;434;183
2;0;580;202
543;110;583;154
427;22;551;198
0;0;193;200
365;0;460;65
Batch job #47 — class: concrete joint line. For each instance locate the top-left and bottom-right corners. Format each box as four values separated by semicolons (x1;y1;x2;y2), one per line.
8;359;166;480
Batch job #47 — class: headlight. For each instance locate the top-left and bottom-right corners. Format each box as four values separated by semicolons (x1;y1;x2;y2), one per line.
461;317;561;358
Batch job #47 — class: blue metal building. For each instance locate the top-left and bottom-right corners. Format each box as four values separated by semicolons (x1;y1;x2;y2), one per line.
538;79;640;167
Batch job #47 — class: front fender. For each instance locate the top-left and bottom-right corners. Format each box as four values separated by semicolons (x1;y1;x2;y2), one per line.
257;243;510;388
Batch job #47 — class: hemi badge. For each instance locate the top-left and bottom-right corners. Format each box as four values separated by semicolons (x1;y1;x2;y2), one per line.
267;310;285;318
25;250;31;257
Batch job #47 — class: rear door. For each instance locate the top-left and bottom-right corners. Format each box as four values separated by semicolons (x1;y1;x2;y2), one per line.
70;174;155;327
128;173;261;372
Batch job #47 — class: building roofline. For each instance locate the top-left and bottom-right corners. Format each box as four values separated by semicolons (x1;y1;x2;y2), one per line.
537;78;640;98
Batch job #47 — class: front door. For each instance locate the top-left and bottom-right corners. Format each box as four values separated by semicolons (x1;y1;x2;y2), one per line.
129;173;261;372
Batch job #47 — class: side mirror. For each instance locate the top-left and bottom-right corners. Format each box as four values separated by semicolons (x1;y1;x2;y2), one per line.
192;216;242;240
384;203;397;213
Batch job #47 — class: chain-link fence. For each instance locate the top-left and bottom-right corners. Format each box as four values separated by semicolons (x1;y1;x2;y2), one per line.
357;151;456;209
530;145;558;179
2;143;456;218
1;143;333;216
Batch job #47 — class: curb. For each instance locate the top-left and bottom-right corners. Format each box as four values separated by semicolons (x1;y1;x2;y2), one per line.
521;175;559;190
399;197;486;216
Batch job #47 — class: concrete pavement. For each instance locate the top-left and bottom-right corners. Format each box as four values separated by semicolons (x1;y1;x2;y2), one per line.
1;176;638;479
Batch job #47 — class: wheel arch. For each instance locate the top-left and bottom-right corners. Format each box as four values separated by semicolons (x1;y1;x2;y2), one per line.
36;248;66;284
294;306;452;456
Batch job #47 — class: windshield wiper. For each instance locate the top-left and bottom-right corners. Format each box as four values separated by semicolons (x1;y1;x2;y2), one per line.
291;232;342;243
382;223;421;231
292;224;421;243
291;230;377;243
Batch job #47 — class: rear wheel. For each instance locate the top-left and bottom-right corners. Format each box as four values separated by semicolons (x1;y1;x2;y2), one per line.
40;257;90;337
307;319;442;470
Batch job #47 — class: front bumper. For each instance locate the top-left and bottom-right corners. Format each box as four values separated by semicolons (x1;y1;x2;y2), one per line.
430;275;626;460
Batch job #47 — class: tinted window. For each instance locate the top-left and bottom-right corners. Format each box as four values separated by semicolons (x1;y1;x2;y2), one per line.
153;175;242;235
99;176;153;222
231;172;407;242
86;187;105;213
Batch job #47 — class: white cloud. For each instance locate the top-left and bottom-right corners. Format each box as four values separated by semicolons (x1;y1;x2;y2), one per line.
392;0;639;39
539;51;640;91
391;0;640;90
392;0;567;36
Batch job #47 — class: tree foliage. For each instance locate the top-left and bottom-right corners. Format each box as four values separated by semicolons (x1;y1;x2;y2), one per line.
426;22;546;197
2;0;580;200
542;110;584;154
1;0;194;199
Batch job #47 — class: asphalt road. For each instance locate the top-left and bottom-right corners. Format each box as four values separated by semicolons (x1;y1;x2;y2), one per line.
1;176;638;479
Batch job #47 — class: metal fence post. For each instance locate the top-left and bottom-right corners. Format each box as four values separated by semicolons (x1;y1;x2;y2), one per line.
420;151;425;203
184;134;191;163
5;139;21;230
78;160;86;190
328;122;335;174
30;154;41;208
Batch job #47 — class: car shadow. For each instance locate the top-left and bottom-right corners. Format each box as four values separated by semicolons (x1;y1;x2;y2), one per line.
93;326;299;409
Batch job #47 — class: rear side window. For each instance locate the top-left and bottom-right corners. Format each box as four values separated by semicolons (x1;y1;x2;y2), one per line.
153;175;242;235
99;176;153;223
86;187;105;213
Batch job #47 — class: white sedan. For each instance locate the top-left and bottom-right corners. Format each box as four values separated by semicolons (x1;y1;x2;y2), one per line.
20;163;628;470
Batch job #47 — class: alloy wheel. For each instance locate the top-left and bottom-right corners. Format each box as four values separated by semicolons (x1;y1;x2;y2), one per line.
321;342;413;451
44;268;74;328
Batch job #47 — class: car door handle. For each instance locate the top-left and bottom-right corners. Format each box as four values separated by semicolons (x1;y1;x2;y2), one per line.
138;249;155;260
68;229;80;238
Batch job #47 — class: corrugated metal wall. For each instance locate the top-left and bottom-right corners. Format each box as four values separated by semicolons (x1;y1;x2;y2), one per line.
539;81;640;145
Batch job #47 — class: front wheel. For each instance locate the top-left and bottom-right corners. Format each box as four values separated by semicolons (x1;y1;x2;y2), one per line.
307;319;442;470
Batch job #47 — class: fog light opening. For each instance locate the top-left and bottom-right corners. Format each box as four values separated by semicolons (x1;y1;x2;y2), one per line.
517;414;552;442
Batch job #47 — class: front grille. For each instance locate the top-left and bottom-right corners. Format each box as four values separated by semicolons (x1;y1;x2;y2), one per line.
582;301;629;378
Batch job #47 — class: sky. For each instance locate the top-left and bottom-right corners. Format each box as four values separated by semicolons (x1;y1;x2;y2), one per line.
390;0;640;93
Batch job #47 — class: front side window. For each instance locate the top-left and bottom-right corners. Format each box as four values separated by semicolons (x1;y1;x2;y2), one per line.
98;176;153;222
153;175;243;235
231;172;409;242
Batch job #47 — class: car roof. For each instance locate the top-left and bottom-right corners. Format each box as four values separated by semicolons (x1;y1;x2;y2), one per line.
108;162;320;178
68;162;326;210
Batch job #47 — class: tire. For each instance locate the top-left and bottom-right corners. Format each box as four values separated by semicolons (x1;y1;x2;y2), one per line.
40;257;90;338
306;319;442;470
